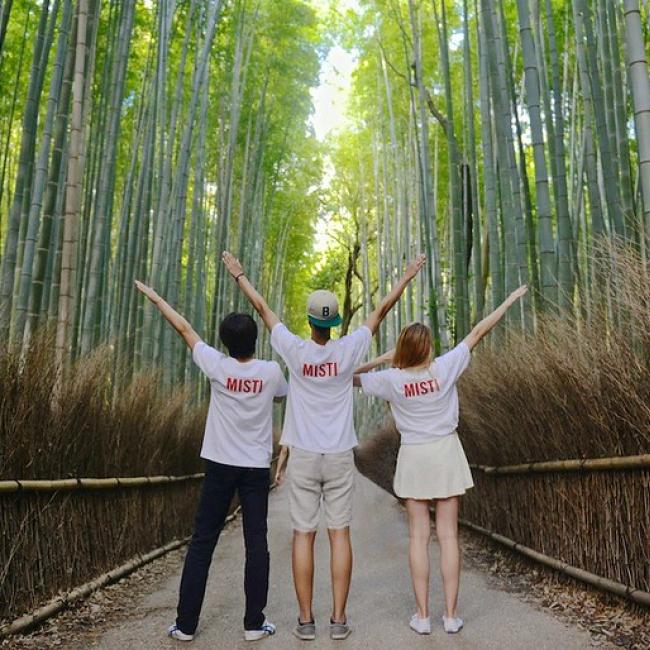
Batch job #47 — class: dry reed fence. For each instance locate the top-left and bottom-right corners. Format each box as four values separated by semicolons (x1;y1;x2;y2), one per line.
0;336;207;621
355;242;650;604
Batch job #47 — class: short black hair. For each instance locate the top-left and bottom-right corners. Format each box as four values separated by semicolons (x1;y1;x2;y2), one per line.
309;321;331;339
219;313;257;359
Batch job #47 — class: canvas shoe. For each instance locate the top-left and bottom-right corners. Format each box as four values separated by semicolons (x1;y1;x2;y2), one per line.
329;618;351;640
293;618;316;640
442;615;464;634
168;623;194;641
409;613;431;634
244;619;276;641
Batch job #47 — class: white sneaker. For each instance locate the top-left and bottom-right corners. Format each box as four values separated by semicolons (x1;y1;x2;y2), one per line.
168;623;194;641
244;619;276;641
409;614;431;635
442;616;464;634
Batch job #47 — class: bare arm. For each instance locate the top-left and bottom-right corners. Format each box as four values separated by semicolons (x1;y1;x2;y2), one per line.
463;285;528;351
274;445;289;485
353;348;395;387
364;254;426;335
355;348;395;375
135;281;201;350
222;251;280;332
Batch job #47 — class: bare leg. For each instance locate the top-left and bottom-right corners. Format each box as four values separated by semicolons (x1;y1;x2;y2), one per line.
405;498;432;618
328;527;352;622
435;496;460;618
292;530;316;622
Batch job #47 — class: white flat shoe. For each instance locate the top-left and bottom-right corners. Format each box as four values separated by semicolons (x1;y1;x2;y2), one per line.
409;613;431;635
442;615;464;634
244;619;276;641
168;623;194;641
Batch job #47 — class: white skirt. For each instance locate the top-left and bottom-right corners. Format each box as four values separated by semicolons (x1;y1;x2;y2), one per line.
393;432;474;500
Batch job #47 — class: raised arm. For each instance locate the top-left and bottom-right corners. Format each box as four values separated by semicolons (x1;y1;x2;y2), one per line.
355;348;395;375
352;348;395;386
364;254;426;335
135;280;201;349
463;285;528;351
222;251;280;332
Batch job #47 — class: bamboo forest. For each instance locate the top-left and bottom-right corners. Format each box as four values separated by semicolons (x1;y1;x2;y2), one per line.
1;0;650;647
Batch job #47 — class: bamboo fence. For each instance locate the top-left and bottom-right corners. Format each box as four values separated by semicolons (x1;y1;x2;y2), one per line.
461;466;650;606
0;506;242;639
459;518;650;608
2;462;279;634
470;453;650;475
1;474;206;622
0;473;205;493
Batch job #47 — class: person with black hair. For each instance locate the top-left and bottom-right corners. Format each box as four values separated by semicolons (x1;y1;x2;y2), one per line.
134;280;287;643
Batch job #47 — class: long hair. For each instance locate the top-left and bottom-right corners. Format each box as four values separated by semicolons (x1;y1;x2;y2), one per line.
392;322;433;369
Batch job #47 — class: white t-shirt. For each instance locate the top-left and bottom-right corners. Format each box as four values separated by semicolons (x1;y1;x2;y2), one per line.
360;342;471;444
192;341;288;467
271;323;372;453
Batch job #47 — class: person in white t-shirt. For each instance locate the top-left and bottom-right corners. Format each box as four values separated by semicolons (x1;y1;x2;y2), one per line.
354;285;528;637
221;250;425;641
134;281;287;643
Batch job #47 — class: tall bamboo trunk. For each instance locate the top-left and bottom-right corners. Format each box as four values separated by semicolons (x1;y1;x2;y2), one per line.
516;0;556;309
0;0;51;341
624;0;650;247
55;0;88;370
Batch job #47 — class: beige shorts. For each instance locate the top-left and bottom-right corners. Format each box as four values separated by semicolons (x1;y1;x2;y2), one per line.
287;447;355;532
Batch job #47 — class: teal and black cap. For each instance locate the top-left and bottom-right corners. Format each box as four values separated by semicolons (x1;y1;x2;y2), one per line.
307;290;342;328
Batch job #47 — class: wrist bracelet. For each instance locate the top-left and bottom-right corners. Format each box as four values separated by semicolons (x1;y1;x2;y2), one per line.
235;272;245;283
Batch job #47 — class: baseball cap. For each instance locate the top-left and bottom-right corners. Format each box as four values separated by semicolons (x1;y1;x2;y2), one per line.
307;290;343;328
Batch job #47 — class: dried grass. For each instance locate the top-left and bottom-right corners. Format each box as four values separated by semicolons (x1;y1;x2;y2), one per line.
0;331;205;480
0;333;206;620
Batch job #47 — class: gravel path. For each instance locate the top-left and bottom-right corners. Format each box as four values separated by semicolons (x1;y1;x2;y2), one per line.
87;473;599;649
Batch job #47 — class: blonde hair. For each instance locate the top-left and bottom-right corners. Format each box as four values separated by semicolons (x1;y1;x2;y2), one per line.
393;322;433;369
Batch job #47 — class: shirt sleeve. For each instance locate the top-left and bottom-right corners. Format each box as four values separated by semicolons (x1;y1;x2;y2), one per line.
192;341;225;380
359;369;393;401
273;362;289;397
345;325;373;367
270;323;301;365
436;341;471;384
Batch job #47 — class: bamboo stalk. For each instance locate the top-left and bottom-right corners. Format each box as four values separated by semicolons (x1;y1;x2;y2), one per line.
459;518;650;608
0;473;205;494
470;453;650;475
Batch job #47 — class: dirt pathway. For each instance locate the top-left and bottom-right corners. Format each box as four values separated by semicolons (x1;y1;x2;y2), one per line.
89;473;600;649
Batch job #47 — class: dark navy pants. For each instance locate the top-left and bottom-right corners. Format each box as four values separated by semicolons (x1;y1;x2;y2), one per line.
176;460;270;634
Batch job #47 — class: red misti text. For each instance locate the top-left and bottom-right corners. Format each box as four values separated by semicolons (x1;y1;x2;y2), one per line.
403;378;440;398
225;377;264;394
302;362;339;377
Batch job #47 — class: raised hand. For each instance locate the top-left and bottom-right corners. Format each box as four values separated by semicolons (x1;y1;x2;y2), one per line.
404;253;426;280
508;285;528;302
134;280;160;304
377;348;395;365
222;251;244;279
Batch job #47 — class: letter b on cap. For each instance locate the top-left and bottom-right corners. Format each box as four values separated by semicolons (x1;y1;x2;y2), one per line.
322;306;330;317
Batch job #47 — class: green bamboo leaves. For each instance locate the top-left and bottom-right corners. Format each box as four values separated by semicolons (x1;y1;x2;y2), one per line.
324;0;650;346
0;0;323;388
1;0;649;371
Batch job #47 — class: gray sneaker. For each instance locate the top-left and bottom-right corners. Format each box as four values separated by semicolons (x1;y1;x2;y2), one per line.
329;619;351;640
293;619;316;641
